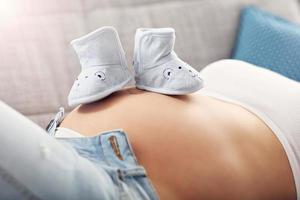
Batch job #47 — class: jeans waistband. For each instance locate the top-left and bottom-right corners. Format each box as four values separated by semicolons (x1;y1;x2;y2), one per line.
57;130;144;173
46;107;159;200
46;108;145;175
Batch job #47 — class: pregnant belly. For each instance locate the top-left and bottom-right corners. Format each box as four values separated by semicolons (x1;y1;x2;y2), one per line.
60;89;296;200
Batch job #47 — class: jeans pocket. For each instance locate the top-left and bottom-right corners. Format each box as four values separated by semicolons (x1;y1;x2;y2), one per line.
114;167;158;200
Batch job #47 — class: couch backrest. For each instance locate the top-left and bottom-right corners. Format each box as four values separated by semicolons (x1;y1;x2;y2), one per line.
0;0;299;128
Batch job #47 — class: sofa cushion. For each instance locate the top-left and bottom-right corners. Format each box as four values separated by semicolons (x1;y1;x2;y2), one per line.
232;6;300;82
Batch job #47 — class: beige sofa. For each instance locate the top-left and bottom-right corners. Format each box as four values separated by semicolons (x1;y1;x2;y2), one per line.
0;0;299;128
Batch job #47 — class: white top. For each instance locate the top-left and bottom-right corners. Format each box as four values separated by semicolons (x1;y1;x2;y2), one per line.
198;59;300;199
55;127;84;138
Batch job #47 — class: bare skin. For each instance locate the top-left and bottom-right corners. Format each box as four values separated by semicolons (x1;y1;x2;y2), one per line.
60;88;296;200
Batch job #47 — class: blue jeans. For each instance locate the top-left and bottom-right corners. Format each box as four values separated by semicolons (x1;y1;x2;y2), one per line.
55;130;159;200
0;103;159;200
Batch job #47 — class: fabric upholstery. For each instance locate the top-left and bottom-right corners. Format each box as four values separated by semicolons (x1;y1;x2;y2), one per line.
232;6;300;82
0;0;299;128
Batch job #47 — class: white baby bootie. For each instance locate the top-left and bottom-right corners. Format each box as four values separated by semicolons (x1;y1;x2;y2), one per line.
133;28;204;95
68;26;132;106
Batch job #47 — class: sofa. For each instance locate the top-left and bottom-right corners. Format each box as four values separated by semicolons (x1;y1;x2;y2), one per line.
0;0;299;128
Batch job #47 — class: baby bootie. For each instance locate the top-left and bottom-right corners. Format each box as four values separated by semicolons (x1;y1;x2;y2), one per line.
133;28;204;95
68;26;132;106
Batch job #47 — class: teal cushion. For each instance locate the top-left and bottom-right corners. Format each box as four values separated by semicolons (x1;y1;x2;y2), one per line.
232;6;300;82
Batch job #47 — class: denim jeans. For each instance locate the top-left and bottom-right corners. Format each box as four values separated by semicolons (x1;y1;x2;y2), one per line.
0;103;159;200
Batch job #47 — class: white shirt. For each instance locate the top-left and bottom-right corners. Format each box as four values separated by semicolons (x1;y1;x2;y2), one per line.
199;59;300;199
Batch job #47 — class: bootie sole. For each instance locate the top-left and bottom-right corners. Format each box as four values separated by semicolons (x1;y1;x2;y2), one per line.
69;76;133;107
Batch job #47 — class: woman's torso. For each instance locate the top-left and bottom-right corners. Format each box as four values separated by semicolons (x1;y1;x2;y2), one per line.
60;88;296;200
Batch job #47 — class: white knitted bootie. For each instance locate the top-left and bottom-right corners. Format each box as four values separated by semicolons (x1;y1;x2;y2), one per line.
68;27;132;106
133;28;203;95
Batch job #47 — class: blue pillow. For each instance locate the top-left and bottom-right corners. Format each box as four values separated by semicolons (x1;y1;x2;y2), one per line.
232;6;300;82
